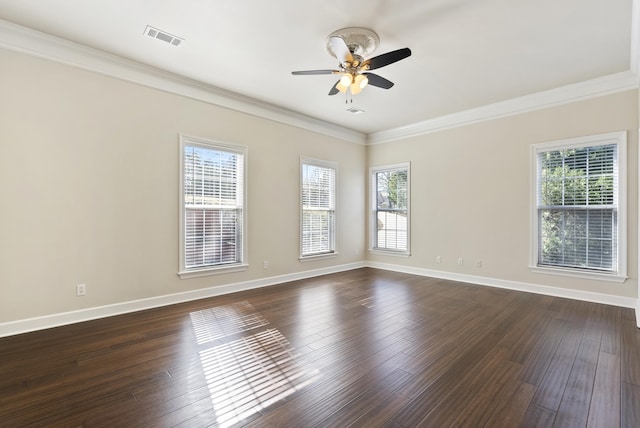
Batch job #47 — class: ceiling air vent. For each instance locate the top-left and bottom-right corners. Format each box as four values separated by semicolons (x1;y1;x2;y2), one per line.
144;25;183;46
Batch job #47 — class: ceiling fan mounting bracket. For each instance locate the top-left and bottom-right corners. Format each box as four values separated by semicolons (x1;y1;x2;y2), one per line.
326;27;380;58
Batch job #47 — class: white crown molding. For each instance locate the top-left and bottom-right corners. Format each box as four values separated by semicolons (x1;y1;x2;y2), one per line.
367;261;638;310
0;19;366;145
370;0;639;145
0;262;366;338
3;17;638;150
368;71;639;145
1;18;637;147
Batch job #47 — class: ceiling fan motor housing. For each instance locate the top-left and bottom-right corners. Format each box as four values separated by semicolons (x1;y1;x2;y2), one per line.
325;27;380;58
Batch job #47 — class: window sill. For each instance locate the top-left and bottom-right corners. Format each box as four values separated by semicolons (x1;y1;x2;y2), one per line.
178;263;249;279
369;249;411;258
299;252;338;262
529;265;627;283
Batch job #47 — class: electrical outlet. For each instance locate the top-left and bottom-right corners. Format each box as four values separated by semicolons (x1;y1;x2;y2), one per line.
436;255;441;263
476;260;483;268
263;261;269;269
76;284;86;296
457;257;464;266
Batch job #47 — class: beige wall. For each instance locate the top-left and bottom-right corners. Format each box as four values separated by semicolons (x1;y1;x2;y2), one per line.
1;46;638;327
0;49;366;323
367;90;639;299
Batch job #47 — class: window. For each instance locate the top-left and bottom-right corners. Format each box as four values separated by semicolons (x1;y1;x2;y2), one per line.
370;163;410;255
300;159;336;258
179;136;247;278
531;131;626;282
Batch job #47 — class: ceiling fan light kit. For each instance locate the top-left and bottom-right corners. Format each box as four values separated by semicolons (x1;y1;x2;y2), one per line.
291;27;411;99
337;73;369;94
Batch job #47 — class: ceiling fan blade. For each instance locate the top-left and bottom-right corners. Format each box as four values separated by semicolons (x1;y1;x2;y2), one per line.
328;81;340;95
363;47;411;70
292;69;339;75
329;36;353;64
364;73;394;89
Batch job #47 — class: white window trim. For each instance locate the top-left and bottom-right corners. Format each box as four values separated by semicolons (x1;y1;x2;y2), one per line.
369;162;411;256
178;134;248;279
298;252;338;262
299;157;338;260
529;131;627;283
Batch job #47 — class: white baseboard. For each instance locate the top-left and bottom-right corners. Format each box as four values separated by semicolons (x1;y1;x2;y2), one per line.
367;262;638;310
2;261;637;338
0;262;365;338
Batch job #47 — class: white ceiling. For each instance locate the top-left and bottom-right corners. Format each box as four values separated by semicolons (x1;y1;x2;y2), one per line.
0;0;637;137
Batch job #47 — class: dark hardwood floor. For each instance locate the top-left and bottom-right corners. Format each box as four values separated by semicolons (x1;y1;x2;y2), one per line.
1;268;639;427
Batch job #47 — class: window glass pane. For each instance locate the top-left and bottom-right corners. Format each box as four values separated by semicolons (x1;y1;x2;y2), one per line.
301;162;335;256
183;142;244;270
185;146;242;207
537;143;617;272
302;211;335;255
373;166;409;252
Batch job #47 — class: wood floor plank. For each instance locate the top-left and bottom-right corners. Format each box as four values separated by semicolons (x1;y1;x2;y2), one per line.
484;381;537;427
313;368;413;427
440;355;523;427
531;325;583;411
396;324;495;399
587;351;620;428
390;333;504;426
599;305;622;355
621;381;640;428
621;318;640;385
520;404;557;428
518;317;569;386
346;393;410;428
553;338;599;428
0;268;636;428
497;298;551;363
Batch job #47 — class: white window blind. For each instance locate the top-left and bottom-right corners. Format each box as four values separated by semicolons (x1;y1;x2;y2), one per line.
182;139;244;271
371;163;410;253
535;138;621;275
301;161;336;257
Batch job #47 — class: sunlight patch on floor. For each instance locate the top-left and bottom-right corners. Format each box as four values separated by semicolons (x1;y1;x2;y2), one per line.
191;304;320;427
190;301;269;344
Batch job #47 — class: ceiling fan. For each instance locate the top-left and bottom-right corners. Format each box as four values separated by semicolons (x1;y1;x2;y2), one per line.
291;27;411;96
